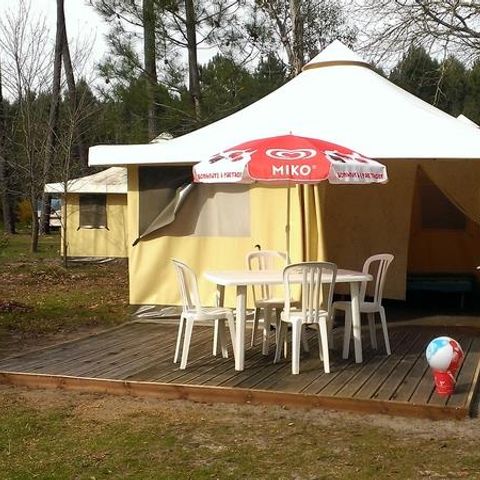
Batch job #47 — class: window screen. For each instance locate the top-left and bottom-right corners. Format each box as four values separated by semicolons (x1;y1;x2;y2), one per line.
79;194;107;229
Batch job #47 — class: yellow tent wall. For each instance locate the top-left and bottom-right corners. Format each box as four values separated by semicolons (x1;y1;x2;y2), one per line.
408;166;480;279
127;166;302;307
308;160;480;299
62;193;128;258
311;161;417;299
126;160;480;307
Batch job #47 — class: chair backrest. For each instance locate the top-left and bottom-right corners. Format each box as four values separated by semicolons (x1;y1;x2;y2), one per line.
283;262;337;323
246;250;288;302
171;259;202;313
360;254;394;306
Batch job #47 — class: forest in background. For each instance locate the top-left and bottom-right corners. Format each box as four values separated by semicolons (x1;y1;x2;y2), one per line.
2;0;480;251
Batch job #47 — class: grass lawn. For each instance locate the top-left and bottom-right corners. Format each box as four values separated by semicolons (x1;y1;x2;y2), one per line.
0;232;129;357
1;231;480;479
1;387;480;479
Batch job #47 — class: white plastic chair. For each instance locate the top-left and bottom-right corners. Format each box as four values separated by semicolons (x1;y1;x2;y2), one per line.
247;250;289;355
172;259;236;369
274;262;337;374
332;254;394;360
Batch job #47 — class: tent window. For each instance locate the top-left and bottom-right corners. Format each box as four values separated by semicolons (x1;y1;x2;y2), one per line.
138;166;192;236
79;194;107;229
420;179;466;230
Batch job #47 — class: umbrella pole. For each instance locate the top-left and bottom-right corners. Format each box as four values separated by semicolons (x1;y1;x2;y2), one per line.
286;183;291;261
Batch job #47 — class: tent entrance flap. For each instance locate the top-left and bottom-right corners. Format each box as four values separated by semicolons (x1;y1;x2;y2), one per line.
134;166;192;245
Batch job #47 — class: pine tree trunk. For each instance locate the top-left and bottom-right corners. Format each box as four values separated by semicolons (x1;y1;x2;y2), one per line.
30;194;39;253
289;0;304;76
40;0;64;235
185;0;202;122
143;0;158;140
61;14;88;169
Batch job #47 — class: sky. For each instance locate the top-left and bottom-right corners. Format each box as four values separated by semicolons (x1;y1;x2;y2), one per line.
0;0;110;67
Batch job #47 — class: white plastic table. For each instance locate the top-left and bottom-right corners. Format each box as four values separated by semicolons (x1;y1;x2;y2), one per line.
204;268;372;371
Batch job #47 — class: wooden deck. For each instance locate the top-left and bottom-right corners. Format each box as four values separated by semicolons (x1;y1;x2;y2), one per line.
0;321;479;419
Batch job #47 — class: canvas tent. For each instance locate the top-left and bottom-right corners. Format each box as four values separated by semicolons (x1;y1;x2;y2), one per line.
45;167;128;260
89;40;480;308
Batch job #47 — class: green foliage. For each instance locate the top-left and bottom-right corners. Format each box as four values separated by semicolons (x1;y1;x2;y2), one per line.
253;54;288;100
198;53;288;126
199;54;258;124
389;46;440;104
436;56;467;117
388;46;478;121
463;61;480;125
240;0;356;76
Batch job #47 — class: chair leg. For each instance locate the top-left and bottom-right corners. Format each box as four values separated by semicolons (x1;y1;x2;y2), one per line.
274;322;287;364
368;313;377;349
379;306;391;355
301;325;310;353
250;307;261;347
291;320;302;375
218;319;228;358
180;318;194;370
274;308;281;346
342;308;352;360
213;319;219;356
174;315;185;364
328;308;336;349
262;307;272;355
227;314;237;359
273;308;288;359
318;319;330;373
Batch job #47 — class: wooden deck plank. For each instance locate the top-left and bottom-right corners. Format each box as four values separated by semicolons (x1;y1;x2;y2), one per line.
355;330;427;400
373;332;430;401
219;328;347;391
311;329;406;397
59;329;171;376
125;334;224;382
407;363;437;405
247;328;368;393
448;336;480;410
149;330;237;383
220;352;287;389
0;323;153;371
198;347;275;387
327;329;411;398
2;323;161;374
92;326;217;379
0;321;478;419
124;326;222;377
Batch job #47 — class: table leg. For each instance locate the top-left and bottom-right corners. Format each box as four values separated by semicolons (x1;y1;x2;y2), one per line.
235;285;247;371
213;285;226;356
350;281;363;363
216;284;225;306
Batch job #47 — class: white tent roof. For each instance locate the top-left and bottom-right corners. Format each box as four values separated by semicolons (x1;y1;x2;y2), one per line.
457;114;479;129
44;167;127;194
89;40;480;166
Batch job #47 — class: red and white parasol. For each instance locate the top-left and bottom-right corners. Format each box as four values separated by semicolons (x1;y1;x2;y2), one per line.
193;134;388;255
193;134;388;185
